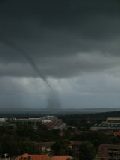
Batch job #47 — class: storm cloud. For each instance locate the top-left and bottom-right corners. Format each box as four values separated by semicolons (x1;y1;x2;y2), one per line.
0;0;120;108
0;0;120;78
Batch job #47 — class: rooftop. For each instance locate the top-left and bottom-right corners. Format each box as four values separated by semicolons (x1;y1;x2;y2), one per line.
16;154;72;160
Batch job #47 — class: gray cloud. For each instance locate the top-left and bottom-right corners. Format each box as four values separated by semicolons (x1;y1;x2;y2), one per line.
0;0;120;108
0;0;119;79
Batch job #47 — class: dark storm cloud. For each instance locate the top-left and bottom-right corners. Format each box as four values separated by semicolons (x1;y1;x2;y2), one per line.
0;0;120;108
0;0;120;78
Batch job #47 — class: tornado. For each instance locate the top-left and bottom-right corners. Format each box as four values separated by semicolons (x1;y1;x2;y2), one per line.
0;37;60;111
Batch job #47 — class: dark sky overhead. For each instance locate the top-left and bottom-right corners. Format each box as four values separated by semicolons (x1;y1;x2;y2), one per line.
0;0;120;108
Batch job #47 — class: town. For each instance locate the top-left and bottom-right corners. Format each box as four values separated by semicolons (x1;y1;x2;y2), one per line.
1;112;120;160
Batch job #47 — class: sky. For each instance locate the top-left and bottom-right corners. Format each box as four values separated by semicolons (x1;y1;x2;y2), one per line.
0;0;120;109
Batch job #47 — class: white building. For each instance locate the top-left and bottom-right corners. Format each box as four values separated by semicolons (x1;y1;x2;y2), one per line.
0;118;6;122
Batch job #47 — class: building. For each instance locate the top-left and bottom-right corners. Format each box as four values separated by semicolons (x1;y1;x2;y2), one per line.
41;116;66;130
11;116;66;130
97;144;120;160
51;156;72;160
38;142;55;152
15;154;49;160
106;117;120;123
0;118;7;123
91;117;120;131
113;130;120;137
15;154;72;160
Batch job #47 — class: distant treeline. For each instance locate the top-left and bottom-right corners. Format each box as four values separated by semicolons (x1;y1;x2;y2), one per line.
1;110;120;118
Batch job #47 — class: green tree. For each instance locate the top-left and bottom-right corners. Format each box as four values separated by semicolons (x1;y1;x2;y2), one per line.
51;140;71;155
79;142;96;160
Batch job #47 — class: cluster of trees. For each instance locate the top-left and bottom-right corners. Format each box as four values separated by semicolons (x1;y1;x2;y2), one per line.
0;123;60;156
16;122;60;141
51;140;96;160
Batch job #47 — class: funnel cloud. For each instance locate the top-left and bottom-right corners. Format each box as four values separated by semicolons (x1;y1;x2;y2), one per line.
0;36;60;110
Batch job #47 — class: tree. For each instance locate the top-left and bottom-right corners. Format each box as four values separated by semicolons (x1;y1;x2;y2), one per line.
79;142;96;160
51;140;71;155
